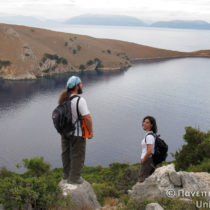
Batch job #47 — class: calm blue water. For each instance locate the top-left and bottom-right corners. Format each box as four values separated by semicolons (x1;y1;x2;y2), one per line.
47;25;210;52
0;26;210;172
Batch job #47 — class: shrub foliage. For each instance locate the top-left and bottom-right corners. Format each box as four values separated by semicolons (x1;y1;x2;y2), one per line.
174;127;210;171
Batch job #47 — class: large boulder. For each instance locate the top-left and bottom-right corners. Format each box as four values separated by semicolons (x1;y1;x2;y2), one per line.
129;164;210;201
59;179;101;210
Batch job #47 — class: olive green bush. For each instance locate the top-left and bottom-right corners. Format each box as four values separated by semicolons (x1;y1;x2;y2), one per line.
174;127;210;171
0;158;72;210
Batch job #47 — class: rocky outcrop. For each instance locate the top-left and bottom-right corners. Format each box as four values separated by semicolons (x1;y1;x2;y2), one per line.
129;164;210;201
145;203;164;210
59;179;101;210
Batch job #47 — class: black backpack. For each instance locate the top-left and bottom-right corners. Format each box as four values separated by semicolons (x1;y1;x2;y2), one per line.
52;95;81;138
145;133;168;166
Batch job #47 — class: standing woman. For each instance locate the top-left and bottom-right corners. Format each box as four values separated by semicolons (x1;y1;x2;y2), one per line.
139;116;157;182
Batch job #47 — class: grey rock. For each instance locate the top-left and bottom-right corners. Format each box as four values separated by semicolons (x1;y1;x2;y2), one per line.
145;203;164;210
0;204;4;210
59;179;101;210
129;164;210;201
169;171;182;187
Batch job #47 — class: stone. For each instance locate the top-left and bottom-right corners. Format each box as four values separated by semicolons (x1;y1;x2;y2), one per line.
59;179;101;210
129;164;210;201
145;203;164;210
169;171;182;187
0;204;4;210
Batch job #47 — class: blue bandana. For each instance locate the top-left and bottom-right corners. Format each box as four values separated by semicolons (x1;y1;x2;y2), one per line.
66;76;81;89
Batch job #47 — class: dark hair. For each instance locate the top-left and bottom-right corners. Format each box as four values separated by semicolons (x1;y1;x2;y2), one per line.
142;116;157;133
58;86;77;105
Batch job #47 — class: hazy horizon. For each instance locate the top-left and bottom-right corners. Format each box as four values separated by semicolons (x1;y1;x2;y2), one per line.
1;0;210;23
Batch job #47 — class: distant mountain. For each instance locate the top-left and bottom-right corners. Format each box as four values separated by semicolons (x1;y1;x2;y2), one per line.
151;20;210;30
65;15;147;27
0;15;60;27
1;15;210;31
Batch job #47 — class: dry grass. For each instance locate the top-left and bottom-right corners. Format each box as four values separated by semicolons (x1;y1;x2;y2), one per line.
0;23;210;79
100;197;119;210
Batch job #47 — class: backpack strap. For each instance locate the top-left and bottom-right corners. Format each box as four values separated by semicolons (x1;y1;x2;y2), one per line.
70;95;81;119
145;132;156;143
76;97;81;136
70;95;79;101
70;95;81;136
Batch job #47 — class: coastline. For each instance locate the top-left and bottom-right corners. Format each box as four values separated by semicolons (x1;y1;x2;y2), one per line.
130;55;210;64
1;55;210;81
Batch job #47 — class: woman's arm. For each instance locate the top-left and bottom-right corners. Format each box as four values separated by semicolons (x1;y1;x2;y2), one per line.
141;144;153;164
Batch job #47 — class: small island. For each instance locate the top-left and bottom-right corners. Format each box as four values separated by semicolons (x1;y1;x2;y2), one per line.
0;23;210;80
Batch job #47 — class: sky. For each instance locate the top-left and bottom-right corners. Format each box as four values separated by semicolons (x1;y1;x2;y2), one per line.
1;0;210;22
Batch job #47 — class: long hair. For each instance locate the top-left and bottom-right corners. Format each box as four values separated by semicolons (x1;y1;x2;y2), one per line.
58;86;76;105
142;116;158;133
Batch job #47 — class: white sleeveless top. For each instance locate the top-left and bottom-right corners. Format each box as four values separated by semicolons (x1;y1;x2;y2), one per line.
141;131;155;160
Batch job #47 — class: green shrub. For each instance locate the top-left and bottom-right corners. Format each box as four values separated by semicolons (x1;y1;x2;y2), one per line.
44;53;59;61
82;165;110;183
0;167;16;179
0;158;72;209
92;183;122;205
94;58;100;62
107;49;111;54
79;64;85;71
87;60;94;66
0;60;11;68
64;42;68;46
25;53;30;57
61;58;68;65
73;49;77;54
42;69;50;73
96;63;104;69
187;158;210;172
82;162;139;193
57;57;68;65
77;45;81;51
123;197;196;210
41;54;68;65
22;157;50;177
174;127;210;171
102;163;138;192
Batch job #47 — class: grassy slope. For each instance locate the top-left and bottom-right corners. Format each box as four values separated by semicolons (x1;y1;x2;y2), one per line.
0;23;210;79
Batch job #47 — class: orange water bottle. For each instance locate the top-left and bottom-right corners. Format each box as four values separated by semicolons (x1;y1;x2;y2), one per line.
81;119;90;138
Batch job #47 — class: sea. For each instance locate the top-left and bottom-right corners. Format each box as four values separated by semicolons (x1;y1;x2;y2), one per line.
0;25;210;172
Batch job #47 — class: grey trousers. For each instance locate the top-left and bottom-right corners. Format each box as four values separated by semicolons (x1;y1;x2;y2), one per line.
138;156;155;182
61;135;86;182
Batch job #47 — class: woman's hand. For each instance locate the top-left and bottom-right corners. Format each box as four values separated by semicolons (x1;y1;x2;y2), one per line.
141;144;153;163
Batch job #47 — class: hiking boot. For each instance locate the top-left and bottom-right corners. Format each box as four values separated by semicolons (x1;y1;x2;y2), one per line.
68;177;84;184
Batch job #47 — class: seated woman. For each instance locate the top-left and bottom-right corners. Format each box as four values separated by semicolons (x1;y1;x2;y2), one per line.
138;116;157;182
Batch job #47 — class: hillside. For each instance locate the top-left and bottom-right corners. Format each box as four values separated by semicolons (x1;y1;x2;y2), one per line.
0;23;210;80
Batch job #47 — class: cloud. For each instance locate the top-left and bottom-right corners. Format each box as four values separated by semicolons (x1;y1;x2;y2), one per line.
0;0;210;21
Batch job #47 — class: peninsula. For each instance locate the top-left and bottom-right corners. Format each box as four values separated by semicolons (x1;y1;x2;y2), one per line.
0;23;210;80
